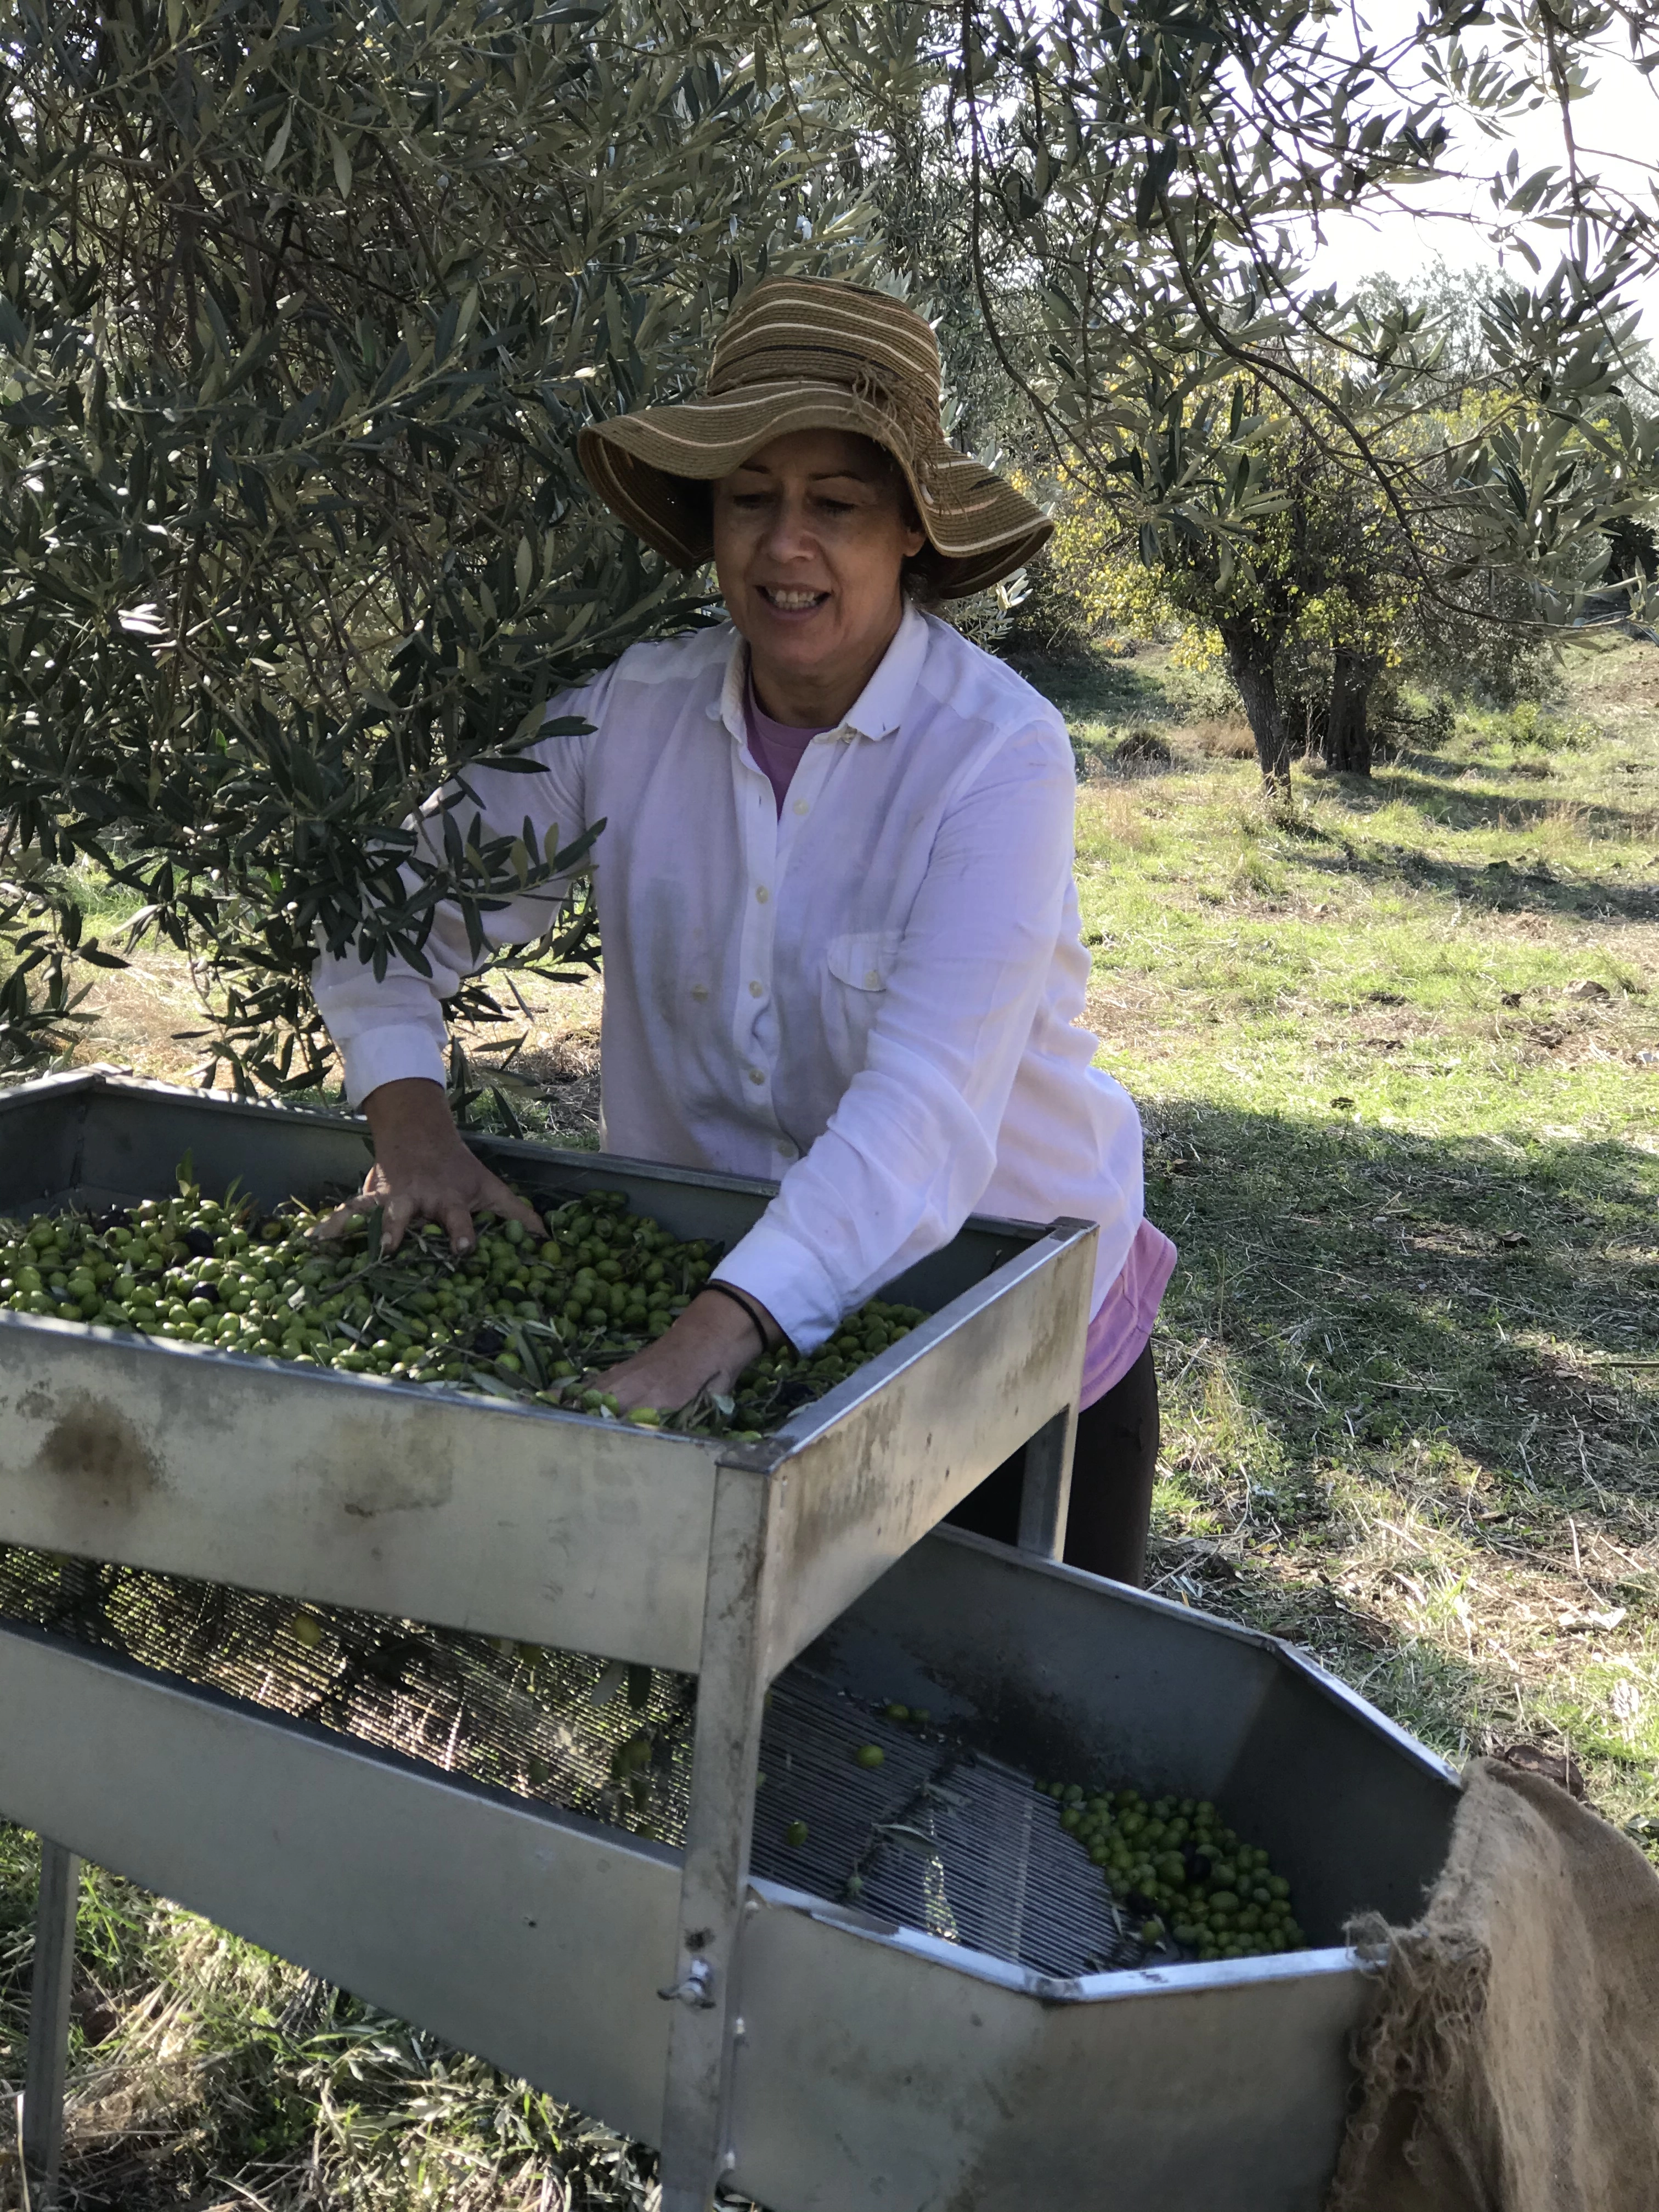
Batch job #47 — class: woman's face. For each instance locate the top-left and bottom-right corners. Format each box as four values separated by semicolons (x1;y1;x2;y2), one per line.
712;429;927;723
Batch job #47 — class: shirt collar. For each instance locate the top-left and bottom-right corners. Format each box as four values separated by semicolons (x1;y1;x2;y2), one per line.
710;600;931;746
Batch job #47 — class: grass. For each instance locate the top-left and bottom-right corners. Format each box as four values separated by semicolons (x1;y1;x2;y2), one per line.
0;1823;652;2208
6;635;1659;2205
1058;637;1659;1830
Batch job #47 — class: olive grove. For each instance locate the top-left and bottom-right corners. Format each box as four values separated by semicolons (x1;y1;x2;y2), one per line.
850;0;1659;785
3;0;1659;1079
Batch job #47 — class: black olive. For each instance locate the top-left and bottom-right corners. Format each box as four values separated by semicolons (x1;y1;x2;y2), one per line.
1125;1888;1158;1918
471;1325;506;1358
93;1209;131;1233
182;1227;216;1258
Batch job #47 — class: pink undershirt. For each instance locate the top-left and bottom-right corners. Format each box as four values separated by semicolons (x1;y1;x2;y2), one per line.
744;677;820;812
743;678;1177;1404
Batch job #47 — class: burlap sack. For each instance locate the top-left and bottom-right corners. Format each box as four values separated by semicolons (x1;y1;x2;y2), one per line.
1328;1756;1659;2212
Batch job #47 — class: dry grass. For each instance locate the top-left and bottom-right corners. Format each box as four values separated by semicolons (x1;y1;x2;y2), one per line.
0;1863;665;2210
1186;714;1257;759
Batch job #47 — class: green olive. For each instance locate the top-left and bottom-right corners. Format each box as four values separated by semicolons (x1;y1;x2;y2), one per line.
854;1744;884;1769
0;1190;942;1449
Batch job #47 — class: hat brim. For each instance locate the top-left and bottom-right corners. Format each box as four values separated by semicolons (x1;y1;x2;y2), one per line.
578;383;1051;600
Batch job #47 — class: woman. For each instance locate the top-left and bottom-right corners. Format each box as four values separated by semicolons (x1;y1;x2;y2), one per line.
312;278;1175;1583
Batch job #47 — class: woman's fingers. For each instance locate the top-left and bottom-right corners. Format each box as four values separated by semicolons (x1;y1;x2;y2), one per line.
478;1170;544;1240
601;1296;760;1412
379;1189;421;1255
309;1146;538;1257
600;1345;692;1414
440;1198;479;1255
384;1176;498;1254
314;1188;384;1241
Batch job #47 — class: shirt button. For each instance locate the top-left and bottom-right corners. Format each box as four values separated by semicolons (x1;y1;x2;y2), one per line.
755;885;769;904
864;969;881;988
690;984;709;1002
749;980;764;998
748;1068;766;1086
777;1139;798;1160
793;798;810;816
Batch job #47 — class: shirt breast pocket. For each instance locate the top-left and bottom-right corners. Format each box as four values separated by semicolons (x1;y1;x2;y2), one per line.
822;930;903;1072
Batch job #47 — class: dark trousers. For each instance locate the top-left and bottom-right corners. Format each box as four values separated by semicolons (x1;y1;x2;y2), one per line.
945;1343;1159;1585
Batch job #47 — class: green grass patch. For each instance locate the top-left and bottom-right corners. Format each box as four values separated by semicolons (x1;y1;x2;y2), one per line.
1044;637;1659;1831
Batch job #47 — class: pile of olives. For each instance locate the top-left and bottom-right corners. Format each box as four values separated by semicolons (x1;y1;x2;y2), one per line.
1039;1778;1307;1961
0;1178;929;1440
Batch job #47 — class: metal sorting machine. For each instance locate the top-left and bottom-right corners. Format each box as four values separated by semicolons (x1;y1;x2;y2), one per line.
0;1071;1459;2211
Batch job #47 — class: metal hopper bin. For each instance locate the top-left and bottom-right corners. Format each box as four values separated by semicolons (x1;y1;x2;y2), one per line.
0;1072;1460;2210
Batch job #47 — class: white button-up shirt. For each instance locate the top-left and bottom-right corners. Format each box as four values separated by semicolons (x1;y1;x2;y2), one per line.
313;605;1146;1352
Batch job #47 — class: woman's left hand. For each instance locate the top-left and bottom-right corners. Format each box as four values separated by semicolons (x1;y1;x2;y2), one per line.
599;1289;778;1415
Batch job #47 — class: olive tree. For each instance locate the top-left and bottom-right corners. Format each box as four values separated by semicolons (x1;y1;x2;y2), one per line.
843;0;1659;787
0;0;910;1084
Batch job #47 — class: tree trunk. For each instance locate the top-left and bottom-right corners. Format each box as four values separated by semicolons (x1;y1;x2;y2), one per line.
1218;618;1291;789
1324;648;1379;775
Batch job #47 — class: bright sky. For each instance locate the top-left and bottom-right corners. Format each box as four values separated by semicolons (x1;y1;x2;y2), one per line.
1301;1;1659;338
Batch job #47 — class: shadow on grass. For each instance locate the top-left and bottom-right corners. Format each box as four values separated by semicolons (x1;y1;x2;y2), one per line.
1137;1098;1659;1778
1328;759;1659;845
1297;839;1659;926
1261;778;1659;924
1142;1098;1659;1517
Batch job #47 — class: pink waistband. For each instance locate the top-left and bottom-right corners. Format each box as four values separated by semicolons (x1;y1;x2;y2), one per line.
1079;1217;1177;1409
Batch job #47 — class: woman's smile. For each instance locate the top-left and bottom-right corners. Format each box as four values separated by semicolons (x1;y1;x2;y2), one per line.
713;428;925;726
756;584;831;617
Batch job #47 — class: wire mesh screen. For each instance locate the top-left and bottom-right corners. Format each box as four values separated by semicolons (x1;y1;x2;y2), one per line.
0;1547;699;1843
749;1673;1150;1977
0;1549;1150;1978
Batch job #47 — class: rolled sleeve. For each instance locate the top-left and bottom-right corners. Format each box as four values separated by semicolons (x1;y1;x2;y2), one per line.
712;1217;842;1353
331;1019;448;1109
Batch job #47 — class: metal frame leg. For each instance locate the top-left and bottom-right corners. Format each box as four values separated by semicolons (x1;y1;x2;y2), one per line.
1017;1401;1078;1560
656;1458;774;2212
22;1836;78;2210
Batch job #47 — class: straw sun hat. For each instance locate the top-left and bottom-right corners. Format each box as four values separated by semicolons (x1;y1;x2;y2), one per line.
577;278;1051;600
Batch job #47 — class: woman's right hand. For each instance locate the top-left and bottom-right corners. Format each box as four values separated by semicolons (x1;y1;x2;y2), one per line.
317;1077;543;1256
